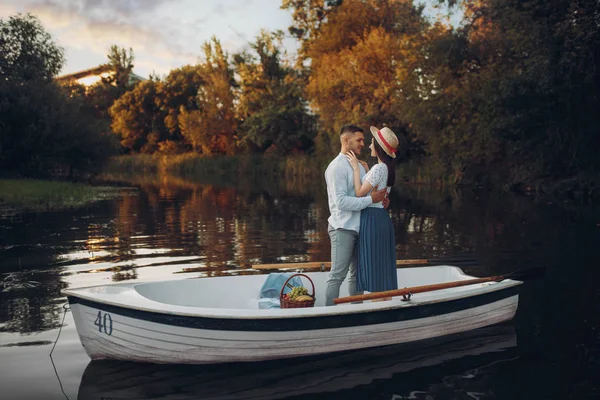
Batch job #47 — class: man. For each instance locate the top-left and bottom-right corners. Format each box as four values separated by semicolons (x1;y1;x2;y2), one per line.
324;124;388;306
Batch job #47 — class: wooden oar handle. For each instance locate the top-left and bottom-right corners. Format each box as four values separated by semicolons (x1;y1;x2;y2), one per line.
252;259;433;270
396;259;429;265
334;276;503;304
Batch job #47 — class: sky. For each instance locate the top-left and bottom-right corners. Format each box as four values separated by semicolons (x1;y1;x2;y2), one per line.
0;0;299;78
0;0;457;79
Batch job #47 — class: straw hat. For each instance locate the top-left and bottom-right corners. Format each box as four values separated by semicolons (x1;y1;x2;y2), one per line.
369;126;399;158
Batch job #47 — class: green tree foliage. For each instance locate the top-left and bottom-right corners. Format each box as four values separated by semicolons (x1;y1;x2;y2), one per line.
235;31;316;153
0;14;116;178
159;65;204;147
109;78;167;153
179;37;237;155
106;45;135;90
281;0;343;65
85;45;136;120
0;13;64;81
401;21;485;183
85;80;123;120
406;0;600;187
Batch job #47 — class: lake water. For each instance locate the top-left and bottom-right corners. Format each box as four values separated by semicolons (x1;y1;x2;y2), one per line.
0;176;598;400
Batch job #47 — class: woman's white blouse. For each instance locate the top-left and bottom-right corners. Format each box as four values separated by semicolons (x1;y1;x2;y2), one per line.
363;163;391;209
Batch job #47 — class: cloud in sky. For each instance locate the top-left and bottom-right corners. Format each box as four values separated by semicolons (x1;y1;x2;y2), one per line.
0;0;295;77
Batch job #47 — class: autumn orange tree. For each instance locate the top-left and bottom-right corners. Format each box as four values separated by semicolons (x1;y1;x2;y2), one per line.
285;0;428;155
110;40;238;156
177;38;237;155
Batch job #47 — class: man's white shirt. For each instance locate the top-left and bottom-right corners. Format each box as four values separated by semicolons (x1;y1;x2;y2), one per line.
325;153;372;233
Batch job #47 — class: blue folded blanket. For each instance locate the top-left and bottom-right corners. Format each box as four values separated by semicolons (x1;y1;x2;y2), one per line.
258;273;304;309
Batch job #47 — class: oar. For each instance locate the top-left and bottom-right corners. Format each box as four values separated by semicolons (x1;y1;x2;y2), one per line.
333;266;545;305
252;256;476;270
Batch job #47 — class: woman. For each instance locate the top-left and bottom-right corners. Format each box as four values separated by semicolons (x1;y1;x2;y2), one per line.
345;126;399;296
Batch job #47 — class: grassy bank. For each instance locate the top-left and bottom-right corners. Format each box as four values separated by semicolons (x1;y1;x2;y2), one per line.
0;179;116;212
101;153;326;186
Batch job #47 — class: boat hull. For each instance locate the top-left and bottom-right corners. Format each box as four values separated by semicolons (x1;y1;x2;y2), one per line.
67;286;519;364
76;324;517;400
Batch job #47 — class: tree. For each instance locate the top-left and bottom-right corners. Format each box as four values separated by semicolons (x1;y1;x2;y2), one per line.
106;45;135;90
281;0;343;65
0;13;116;177
159;65;204;147
235;31;316;153
86;45;136;120
109;78;167;153
291;0;427;155
409;0;600;187
180;37;237;155
0;13;64;82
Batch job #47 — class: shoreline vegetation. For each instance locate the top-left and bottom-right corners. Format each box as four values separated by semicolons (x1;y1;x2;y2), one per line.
99;154;600;202
1;153;597;216
0;179;120;214
99;153;467;184
100;154;325;184
97;154;330;198
98;154;424;189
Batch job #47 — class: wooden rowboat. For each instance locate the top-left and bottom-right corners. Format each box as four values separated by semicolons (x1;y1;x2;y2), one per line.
63;265;524;364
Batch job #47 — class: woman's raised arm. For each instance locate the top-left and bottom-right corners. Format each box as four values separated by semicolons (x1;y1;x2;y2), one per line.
345;151;374;197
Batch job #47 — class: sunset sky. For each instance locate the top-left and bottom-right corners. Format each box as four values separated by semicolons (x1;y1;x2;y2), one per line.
0;0;453;79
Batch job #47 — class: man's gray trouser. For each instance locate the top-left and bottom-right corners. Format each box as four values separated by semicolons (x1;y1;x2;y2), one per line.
325;224;361;306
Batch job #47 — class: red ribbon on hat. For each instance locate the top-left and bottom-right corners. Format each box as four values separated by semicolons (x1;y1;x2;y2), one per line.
377;130;396;154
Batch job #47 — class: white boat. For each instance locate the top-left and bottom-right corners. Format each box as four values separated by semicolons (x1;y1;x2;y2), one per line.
63;266;522;364
76;324;517;400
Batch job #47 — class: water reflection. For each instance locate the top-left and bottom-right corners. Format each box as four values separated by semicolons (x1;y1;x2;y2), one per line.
105;179;331;270
0;269;67;333
76;325;517;400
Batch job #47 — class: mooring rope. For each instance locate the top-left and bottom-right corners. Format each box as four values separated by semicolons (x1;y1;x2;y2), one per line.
49;303;70;357
49;302;71;400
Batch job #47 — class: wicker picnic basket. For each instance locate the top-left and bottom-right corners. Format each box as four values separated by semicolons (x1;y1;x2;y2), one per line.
279;273;316;308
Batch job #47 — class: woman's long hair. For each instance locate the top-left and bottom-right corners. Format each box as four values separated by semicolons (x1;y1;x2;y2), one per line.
373;139;396;187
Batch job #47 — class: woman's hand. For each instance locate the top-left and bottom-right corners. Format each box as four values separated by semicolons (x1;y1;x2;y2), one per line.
345;150;360;171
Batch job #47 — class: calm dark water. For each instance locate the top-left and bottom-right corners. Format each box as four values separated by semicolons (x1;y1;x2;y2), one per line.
0;176;598;400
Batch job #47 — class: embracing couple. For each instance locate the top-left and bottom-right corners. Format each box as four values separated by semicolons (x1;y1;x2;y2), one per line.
324;124;399;306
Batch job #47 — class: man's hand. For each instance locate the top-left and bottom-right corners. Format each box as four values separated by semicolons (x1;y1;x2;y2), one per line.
370;187;387;203
382;194;390;209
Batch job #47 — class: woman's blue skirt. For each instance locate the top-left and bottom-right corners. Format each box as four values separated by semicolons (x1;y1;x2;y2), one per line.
357;207;398;293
